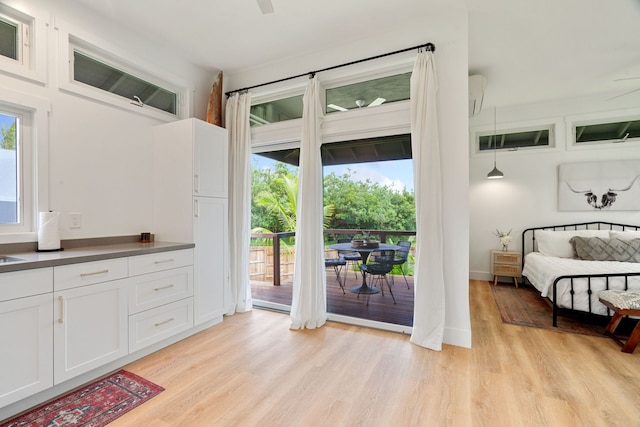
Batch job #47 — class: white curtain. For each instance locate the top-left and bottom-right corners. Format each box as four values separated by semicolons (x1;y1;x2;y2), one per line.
409;50;445;350
290;76;327;329
225;92;253;314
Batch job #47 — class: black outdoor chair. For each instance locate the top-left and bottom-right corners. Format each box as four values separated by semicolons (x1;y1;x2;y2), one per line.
390;240;411;289
337;238;362;279
325;255;347;293
359;249;396;305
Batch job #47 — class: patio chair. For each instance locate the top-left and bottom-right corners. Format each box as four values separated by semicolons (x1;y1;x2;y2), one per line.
359;249;396;305
325;255;347;294
337;238;362;279
390;240;411;289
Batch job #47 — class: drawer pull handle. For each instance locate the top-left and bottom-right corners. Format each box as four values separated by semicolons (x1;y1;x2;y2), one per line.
155;317;175;327
154;259;174;264
58;296;65;324
80;269;109;277
154;284;175;291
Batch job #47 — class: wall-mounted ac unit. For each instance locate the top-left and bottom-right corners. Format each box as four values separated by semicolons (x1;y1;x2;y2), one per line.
469;75;486;117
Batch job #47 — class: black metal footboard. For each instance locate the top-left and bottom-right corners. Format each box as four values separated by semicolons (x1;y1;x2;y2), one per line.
551;272;640;326
520;221;640;327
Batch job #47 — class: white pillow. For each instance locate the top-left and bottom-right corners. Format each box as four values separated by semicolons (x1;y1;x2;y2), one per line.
536;229;610;258
610;230;640;240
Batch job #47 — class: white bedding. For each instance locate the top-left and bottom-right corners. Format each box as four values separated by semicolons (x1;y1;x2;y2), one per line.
522;252;640;315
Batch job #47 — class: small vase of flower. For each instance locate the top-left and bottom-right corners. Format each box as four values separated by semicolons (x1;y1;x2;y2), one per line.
494;229;512;251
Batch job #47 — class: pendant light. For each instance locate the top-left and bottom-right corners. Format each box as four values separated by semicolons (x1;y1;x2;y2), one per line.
487;106;504;179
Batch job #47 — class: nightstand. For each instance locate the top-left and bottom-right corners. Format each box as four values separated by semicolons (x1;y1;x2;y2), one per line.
491;250;522;287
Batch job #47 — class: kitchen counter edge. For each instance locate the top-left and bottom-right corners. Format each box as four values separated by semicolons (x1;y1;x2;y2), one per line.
0;242;195;273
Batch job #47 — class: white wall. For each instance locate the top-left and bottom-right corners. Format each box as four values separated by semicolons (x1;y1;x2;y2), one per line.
0;0;216;242
469;96;640;280
227;6;472;348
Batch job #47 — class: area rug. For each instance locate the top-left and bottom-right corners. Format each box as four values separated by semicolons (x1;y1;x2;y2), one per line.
489;282;635;337
0;370;163;427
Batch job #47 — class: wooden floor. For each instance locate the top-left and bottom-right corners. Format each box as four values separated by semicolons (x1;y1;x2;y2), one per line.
112;280;640;426
251;269;414;326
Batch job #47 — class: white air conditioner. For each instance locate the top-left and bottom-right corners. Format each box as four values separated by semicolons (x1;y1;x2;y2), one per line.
469;75;486;117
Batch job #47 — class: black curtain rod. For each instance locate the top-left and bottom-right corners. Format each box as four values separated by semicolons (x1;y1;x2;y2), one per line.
225;42;435;97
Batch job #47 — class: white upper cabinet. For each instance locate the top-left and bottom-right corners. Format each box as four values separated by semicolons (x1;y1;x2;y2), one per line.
192;119;228;198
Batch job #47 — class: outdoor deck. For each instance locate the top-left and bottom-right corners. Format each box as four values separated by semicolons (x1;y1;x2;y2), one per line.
251;271;414;326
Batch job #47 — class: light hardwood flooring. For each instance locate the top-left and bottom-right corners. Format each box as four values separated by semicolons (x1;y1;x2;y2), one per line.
114;280;640;426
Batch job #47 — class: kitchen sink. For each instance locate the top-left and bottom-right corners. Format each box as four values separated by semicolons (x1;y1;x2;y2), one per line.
0;256;25;264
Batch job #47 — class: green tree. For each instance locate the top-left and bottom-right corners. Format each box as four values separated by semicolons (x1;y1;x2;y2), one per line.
0;121;16;150
251;162;335;234
323;168;415;232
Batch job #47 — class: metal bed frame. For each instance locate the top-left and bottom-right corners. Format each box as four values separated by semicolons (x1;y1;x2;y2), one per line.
521;221;640;327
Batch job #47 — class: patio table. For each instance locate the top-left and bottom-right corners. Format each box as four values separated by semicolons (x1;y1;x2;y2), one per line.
329;242;400;295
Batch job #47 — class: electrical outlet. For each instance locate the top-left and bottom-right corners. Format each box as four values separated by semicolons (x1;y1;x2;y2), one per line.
69;212;82;229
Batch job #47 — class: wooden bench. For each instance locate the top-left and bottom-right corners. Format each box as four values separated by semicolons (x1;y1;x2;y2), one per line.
598;290;640;354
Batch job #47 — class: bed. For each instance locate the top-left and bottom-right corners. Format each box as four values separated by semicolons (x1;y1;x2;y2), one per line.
521;221;640;326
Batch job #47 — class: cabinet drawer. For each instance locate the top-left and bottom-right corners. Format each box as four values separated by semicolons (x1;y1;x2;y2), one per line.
128;266;193;314
0;268;53;301
493;253;520;264
494;264;522;276
129;298;193;352
54;258;128;291
129;249;194;276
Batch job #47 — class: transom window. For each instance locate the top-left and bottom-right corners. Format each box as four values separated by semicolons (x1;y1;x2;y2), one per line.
250;94;303;127
575;119;640;144
249;72;411;127
0;8;30;67
326;72;410;113
477;127;552;152
72;49;178;115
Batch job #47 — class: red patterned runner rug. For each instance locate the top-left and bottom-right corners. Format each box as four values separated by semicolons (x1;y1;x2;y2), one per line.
1;370;163;427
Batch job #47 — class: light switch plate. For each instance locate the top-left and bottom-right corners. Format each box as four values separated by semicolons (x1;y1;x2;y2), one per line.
69;212;82;229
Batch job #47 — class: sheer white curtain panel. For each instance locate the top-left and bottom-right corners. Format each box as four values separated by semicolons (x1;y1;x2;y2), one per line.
225;92;253;314
409;50;445;350
289;76;327;329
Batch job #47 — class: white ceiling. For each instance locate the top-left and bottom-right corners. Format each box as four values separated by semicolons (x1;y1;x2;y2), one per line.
71;0;640;108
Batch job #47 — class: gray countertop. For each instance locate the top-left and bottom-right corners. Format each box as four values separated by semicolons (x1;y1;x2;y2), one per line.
0;241;195;273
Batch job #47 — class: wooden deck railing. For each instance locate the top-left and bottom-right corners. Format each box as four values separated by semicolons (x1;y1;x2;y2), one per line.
250;229;416;286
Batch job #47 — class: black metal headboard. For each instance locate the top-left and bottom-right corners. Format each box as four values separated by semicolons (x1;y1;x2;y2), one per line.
521;221;640;266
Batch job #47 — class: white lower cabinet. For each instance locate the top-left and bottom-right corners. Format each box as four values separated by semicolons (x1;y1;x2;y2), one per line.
127;259;194;352
0;271;53;408
0;248;197;412
0;268;53;408
53;279;128;384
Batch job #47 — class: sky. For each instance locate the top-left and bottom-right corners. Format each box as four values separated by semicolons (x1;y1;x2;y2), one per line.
0;113;16;133
252;154;414;193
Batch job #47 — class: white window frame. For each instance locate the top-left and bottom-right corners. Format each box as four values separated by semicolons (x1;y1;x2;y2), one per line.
56;25;192;121
0;89;49;242
470;117;562;157
567;108;640;151
0;2;47;84
249;60;415;146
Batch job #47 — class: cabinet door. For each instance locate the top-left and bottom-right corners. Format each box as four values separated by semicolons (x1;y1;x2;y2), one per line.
193;120;228;198
0;293;53;407
193;196;227;324
53;280;128;384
